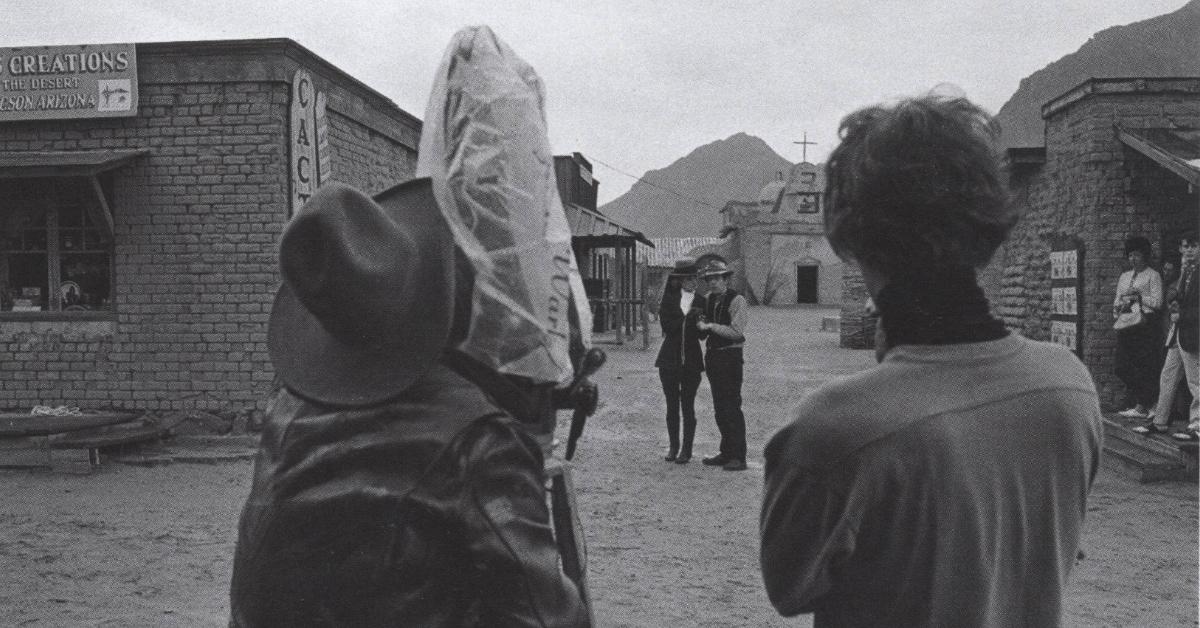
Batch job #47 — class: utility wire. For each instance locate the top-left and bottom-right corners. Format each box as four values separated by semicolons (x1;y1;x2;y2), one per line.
588;156;723;211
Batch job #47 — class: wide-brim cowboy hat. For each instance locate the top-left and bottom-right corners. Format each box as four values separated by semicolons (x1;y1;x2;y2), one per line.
669;258;698;277
268;178;455;407
699;259;733;279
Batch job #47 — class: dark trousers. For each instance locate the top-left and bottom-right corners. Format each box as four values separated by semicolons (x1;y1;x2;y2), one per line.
659;366;702;455
705;347;746;461
1115;322;1161;408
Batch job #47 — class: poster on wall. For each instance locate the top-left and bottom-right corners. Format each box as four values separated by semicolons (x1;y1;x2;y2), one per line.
1049;237;1084;356
0;44;138;121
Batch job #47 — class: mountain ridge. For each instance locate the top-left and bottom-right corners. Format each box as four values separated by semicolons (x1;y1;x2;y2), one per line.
601;1;1200;239
996;0;1200;148
599;133;792;239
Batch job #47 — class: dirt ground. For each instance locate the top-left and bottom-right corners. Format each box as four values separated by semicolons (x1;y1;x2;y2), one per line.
1;306;1196;627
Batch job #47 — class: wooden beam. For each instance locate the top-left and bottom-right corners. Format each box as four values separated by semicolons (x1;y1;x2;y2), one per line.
1118;127;1200;186
87;175;116;243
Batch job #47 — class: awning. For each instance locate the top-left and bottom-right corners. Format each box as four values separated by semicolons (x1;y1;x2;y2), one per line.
563;202;653;247
0;149;148;241
1117;126;1200;186
639;236;725;268
0;149;149;179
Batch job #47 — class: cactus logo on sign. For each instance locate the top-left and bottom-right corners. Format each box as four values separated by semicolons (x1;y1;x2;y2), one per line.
96;79;133;112
0;44;137;121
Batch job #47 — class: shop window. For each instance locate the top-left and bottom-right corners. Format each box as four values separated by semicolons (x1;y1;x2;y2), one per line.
0;178;113;315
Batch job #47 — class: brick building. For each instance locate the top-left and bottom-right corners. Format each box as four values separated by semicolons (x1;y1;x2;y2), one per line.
0;39;420;414
838;77;1200;411
721;161;842;306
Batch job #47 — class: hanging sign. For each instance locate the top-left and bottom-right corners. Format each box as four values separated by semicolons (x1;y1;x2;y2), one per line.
0;44;137;121
290;69;317;215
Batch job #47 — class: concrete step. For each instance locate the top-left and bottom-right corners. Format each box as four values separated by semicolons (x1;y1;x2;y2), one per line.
1102;435;1192;483
1103;417;1185;459
1101;415;1197;483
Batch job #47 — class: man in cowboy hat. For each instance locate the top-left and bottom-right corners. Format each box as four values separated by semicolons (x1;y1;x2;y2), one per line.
696;259;750;471
229;179;589;627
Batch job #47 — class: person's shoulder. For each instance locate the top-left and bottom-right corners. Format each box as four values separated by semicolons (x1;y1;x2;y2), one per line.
767;371;891;468
1006;335;1098;393
1013;334;1086;368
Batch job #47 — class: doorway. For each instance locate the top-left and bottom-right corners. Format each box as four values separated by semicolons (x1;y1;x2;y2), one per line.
796;265;818;304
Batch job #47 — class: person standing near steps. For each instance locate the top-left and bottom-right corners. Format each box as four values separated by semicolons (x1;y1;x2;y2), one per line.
697;259;749;472
1134;230;1200;440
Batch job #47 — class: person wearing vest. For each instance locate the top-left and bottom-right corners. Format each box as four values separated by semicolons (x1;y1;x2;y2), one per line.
654;259;708;463
696;259;749;471
1136;230;1200;440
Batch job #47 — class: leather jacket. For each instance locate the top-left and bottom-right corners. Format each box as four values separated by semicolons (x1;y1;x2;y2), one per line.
230;362;589;627
654;288;706;371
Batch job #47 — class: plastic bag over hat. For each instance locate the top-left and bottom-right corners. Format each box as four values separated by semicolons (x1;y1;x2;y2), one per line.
417;25;592;385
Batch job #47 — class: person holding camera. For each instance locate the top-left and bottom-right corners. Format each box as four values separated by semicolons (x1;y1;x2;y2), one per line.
229;180;590;627
1112;236;1163;420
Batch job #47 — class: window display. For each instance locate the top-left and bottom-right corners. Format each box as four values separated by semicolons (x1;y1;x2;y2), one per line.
0;178;112;314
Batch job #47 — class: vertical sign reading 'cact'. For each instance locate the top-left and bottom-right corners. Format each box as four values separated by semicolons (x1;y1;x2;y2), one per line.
290;69;317;216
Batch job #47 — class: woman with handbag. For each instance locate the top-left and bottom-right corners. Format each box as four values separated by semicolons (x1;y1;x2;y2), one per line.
1113;236;1163;420
654;259;706;463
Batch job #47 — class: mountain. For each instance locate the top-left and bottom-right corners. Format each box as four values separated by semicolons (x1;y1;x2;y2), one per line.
996;0;1200;149
599;133;792;238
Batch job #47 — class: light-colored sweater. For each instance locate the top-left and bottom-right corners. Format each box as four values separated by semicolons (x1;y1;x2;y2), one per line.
761;334;1102;628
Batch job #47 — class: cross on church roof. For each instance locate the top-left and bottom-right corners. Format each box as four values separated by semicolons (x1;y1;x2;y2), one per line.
793;132;817;163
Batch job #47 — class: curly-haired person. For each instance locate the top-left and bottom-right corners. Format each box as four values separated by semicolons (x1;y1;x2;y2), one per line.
759;93;1102;628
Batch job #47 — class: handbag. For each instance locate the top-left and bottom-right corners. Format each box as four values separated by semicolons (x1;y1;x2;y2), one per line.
1113;300;1144;331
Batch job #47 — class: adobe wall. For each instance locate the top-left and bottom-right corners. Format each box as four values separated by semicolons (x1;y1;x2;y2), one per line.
990;79;1199;407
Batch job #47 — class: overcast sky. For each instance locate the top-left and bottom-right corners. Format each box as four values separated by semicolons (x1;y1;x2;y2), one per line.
5;0;1190;204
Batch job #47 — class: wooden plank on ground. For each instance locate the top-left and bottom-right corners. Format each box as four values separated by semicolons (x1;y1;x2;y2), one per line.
0;413;141;437
50;422;166;450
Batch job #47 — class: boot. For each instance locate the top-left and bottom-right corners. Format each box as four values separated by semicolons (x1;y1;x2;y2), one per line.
675;421;695;463
664;444;678;462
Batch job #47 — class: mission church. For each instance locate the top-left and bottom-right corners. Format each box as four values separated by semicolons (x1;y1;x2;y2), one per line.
718;159;844;306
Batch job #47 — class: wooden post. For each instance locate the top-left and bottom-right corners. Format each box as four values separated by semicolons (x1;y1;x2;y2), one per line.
613;247;624;345
626;246;636;339
641;261;650;349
